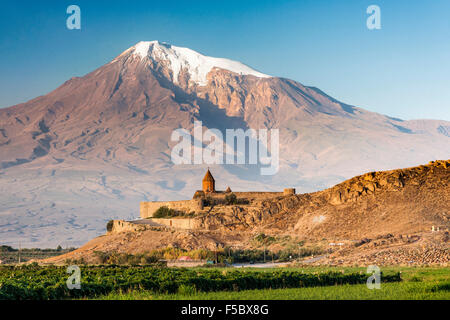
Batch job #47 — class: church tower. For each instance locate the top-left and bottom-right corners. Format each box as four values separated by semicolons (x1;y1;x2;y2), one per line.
202;168;216;193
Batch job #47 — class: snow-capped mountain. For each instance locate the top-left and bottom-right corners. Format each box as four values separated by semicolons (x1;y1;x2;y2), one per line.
122;41;271;86
0;41;449;247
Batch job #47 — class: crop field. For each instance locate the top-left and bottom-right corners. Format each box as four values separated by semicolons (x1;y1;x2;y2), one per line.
0;265;448;300
101;282;450;300
98;266;449;300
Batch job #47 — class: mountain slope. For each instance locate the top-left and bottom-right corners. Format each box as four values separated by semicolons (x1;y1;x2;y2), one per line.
0;41;449;247
41;160;450;266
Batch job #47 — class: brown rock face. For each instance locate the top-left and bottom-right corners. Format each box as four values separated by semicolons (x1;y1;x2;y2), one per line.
41;160;449;266
326;160;450;205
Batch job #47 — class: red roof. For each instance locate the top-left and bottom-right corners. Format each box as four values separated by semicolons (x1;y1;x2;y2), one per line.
178;256;193;261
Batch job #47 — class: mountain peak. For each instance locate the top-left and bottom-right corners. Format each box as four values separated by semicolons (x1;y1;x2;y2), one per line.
125;40;271;86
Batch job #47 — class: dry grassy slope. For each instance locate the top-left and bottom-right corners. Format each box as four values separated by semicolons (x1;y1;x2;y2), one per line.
41;229;246;265
264;160;449;240
41;160;449;265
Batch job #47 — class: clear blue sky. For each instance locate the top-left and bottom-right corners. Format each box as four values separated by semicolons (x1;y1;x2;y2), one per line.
0;0;449;120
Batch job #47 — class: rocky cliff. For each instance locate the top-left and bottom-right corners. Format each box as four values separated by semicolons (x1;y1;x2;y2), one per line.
41;160;449;265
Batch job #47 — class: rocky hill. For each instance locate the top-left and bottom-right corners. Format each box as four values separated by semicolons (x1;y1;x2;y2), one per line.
265;159;449;238
42;160;449;266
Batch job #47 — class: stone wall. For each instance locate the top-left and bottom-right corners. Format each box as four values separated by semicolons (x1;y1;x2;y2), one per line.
107;220;150;234
150;218;196;230
283;188;296;195
140;190;296;219
107;218;196;234
208;191;284;201
140;199;203;218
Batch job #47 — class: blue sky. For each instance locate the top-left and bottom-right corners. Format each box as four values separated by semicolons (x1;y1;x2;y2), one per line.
0;0;449;120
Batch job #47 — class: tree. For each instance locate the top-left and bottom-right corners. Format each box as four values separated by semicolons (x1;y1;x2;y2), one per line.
225;193;237;205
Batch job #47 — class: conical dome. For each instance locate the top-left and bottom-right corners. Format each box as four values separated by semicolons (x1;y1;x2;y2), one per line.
202;169;216;193
203;169;215;182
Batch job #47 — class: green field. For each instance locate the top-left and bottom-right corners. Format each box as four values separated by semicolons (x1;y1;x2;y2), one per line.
100;282;449;300
0;265;448;300
98;266;449;300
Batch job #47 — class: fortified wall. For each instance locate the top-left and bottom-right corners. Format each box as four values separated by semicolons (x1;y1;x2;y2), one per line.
108;171;296;234
140;199;203;219
208;191;284;201
107;220;155;234
151;217;198;229
140;190;295;219
107;218;195;234
139;169;296;220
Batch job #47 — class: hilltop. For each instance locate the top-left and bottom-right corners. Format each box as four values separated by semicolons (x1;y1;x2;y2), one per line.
42;160;449;266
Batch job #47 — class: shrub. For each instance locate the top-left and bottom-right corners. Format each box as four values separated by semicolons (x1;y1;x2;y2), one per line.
277;246;325;262
153;206;181;218
106;220;114;232
254;233;276;245
428;283;450;292
0;245;17;252
225;193;237;205
203;196;218;207
224;193;249;205
93;251;111;264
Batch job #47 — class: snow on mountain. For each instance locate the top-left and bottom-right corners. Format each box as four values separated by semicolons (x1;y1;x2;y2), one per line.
129;41;271;86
